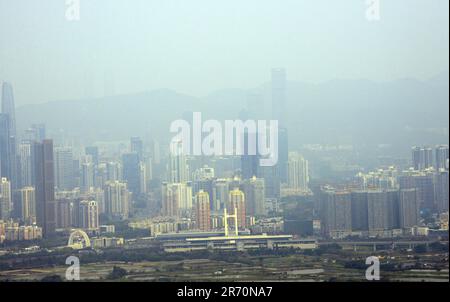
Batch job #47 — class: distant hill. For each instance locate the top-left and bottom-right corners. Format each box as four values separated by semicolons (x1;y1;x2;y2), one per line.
16;73;449;152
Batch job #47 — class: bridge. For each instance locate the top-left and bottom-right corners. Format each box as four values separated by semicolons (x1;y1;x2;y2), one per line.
319;240;448;252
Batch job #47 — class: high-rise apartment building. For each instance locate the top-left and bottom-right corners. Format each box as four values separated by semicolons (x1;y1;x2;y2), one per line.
195;190;211;231
79;200;99;230
228;188;246;229
104;181;130;220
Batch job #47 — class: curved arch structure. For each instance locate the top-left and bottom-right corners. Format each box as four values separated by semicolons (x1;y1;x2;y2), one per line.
68;229;91;249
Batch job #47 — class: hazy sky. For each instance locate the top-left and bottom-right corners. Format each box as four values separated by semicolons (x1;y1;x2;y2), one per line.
0;0;448;105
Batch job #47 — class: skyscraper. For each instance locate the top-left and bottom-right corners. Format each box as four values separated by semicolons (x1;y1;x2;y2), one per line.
17;187;36;223
287;152;309;192
34;140;56;237
122;152;141;198
18;142;33;188
169;140;189;183
1;82;17;190
412;146;433;170
228;188;246;229
350;191;369;232
0;114;11;181
435;171;449;214
195;190;211;231
367;190;389;232
241;124;259;180
104;181;130;220
399;189;420;229
79;200;99;230
1;82;16;137
241;177;266;217
320;188;352;238
130;137;144;160
435;145;449;171
0;178;12;220
55;147;75;191
80;158;95;193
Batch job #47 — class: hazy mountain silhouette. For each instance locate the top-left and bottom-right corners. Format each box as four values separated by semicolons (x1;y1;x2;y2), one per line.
16;73;449;151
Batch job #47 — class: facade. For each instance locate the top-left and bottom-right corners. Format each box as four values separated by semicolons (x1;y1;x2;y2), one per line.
320;188;352;238
399;189;420;229
169;140;189;183
195;190;211;231
0;178;12;220
122;152;141;198
34;139;57;237
228;188;246;229
287;152;309;192
79;200;99;230
17;186;36;223
104;181;130;220
55;147;74;191
241;177;266;217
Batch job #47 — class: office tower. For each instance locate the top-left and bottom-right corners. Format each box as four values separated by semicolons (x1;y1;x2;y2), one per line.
350;191;369;231
80;159;95;193
169;140;188;183
1;82;16;137
367;190;389;232
143;156;153;192
435;145;449;171
122;152;141;198
139;162;147;194
241;177;266;217
0;178;12;220
319;188;352;237
228;188;246;229
17;187;36;223
287;152;309;191
104;181;130;220
79;200;99;230
214;179;230;212
106;161;121;181
241;128;259;180
130;137;144;160
412;146;433;170
1;82;17;190
435;171;449;213
18;142;33;188
195;190;211;231
399;189;420;229
34;140;56;237
85;146;99;166
0;114;11;181
55;147;74;191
